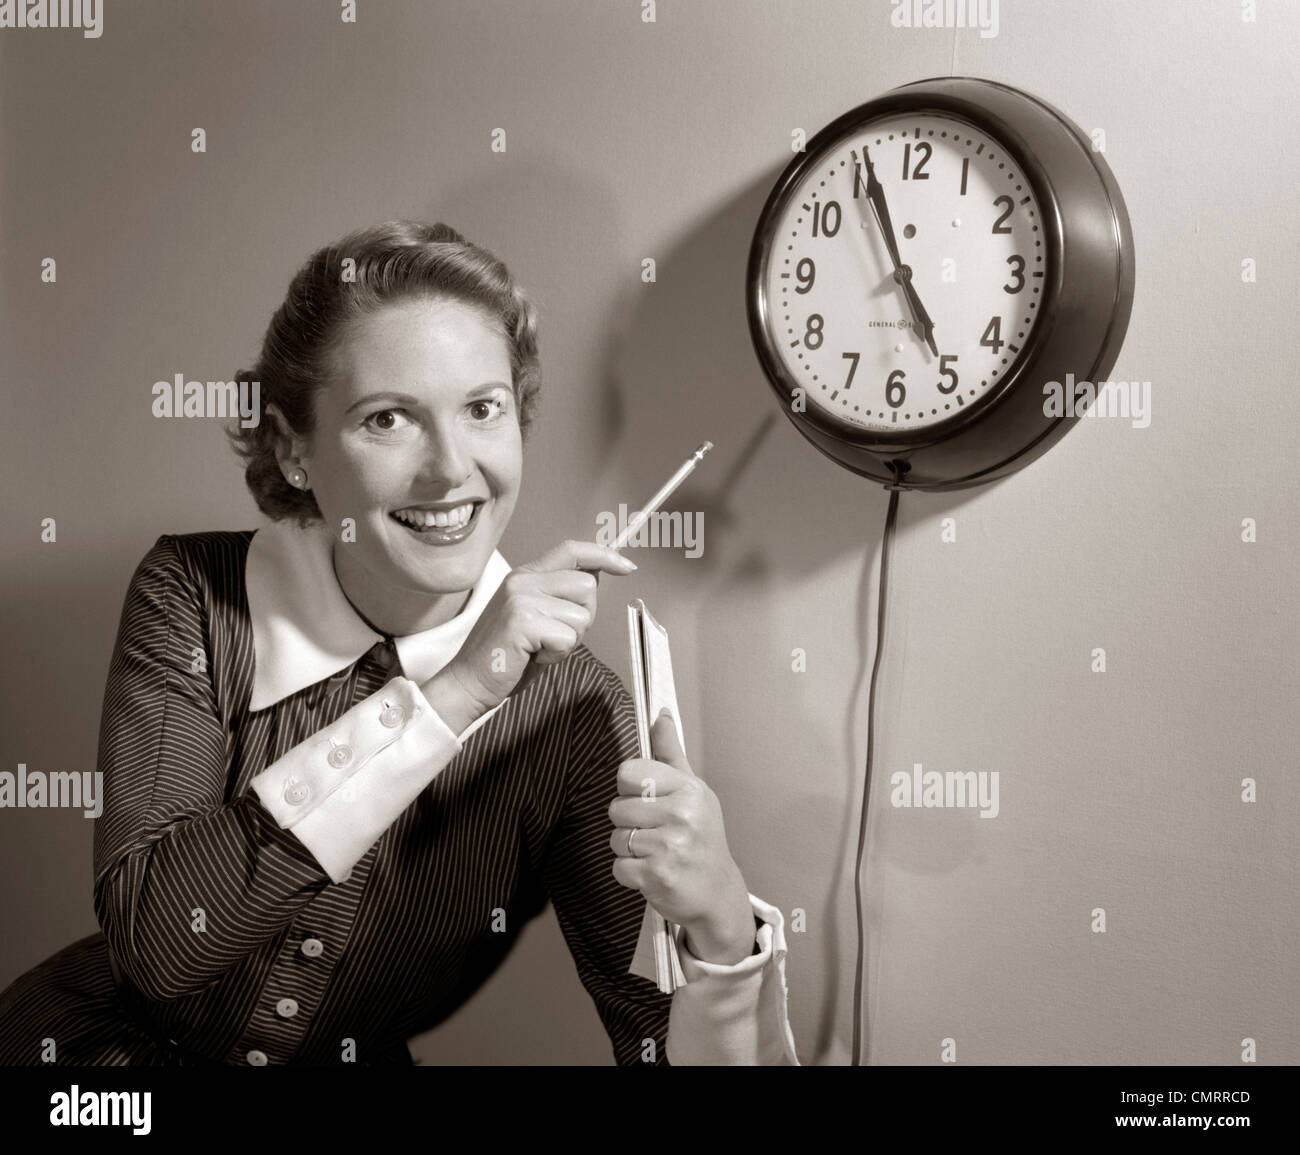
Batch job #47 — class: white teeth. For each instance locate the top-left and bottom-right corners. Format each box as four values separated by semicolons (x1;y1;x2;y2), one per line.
394;503;475;530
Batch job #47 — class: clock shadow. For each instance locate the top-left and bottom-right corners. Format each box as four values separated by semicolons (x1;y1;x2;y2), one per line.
596;167;999;1062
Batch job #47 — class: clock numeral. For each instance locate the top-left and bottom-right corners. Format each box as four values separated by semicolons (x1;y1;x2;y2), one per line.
885;369;907;408
803;314;824;350
937;354;959;394
959;156;969;196
795;258;816;294
991;195;1014;235
841;352;860;389
1003;254;1026;294
902;141;931;180
811;200;841;237
980;316;1005;354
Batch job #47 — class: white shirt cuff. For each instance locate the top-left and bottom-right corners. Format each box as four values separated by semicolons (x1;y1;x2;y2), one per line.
249;677;502;884
665;893;800;1065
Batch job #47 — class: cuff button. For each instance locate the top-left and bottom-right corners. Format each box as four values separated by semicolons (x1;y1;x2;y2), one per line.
326;743;353;769
378;704;406;729
282;777;310;806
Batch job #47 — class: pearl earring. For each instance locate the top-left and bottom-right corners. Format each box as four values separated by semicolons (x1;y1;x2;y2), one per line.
288;467;308;489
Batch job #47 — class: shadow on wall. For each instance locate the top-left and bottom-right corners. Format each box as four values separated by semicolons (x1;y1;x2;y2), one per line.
592;166;1003;1061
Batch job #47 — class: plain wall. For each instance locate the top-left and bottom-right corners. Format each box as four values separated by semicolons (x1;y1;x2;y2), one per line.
1;0;1296;1065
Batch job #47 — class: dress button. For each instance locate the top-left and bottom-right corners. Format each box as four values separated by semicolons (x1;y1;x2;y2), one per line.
379;704;406;729
282;777;310;806
246;1049;268;1066
276;998;299;1019
301;937;324;958
327;744;353;769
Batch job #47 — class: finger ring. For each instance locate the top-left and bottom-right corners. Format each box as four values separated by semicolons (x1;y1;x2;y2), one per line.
626;827;639;857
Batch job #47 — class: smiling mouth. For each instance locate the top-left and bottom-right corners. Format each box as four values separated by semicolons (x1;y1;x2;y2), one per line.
389;501;484;543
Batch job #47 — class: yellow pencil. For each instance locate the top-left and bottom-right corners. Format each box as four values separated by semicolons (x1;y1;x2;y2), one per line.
612;442;714;552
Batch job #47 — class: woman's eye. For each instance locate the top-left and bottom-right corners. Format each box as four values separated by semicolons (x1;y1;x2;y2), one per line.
468;397;507;422
363;409;411;433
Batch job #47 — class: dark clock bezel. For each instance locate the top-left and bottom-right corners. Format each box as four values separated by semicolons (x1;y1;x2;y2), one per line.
746;77;1135;491
749;100;1058;446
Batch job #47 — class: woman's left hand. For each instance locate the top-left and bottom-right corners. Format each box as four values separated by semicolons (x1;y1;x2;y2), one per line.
608;710;757;966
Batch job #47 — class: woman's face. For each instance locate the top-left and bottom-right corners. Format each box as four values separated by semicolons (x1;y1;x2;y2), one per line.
289;295;523;634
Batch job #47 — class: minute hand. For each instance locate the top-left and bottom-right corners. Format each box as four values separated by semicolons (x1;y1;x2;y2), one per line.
860;146;939;357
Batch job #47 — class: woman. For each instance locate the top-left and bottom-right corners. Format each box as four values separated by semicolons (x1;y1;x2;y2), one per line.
0;220;797;1065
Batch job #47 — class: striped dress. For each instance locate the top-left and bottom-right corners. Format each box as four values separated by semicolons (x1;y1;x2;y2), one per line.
0;531;673;1065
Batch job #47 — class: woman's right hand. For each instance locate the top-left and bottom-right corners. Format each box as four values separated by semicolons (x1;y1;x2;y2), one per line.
420;540;636;736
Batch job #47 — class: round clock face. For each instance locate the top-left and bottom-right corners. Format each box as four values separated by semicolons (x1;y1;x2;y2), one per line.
759;111;1047;436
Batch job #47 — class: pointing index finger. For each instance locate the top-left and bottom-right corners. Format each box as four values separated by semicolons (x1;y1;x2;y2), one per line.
522;539;637;576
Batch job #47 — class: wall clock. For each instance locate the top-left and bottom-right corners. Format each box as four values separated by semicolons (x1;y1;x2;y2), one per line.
746;77;1135;491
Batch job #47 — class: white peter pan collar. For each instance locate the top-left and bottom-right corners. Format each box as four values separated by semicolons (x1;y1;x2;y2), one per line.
244;518;512;712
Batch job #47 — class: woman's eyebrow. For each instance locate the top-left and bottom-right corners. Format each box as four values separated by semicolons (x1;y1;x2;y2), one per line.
344;383;510;414
464;381;512;397
344;391;421;414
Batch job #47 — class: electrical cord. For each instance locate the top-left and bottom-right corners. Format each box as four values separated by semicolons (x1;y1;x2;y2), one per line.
851;483;902;1066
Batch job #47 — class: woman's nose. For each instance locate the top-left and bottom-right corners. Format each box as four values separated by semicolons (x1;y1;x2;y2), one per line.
418;423;473;488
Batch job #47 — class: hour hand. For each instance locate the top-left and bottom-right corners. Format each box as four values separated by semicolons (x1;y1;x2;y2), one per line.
899;273;939;356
